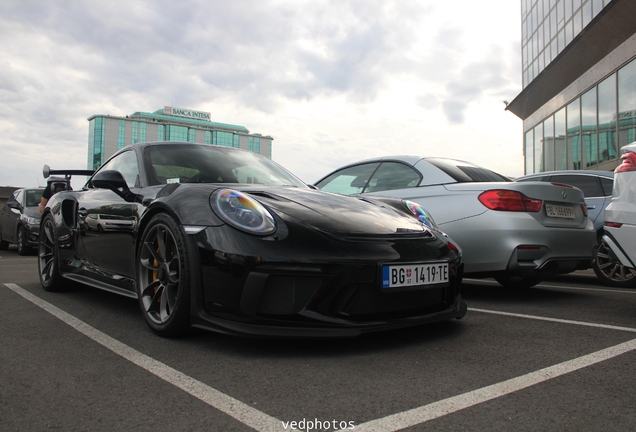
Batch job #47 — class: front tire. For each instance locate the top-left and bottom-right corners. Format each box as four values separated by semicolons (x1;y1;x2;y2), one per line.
38;214;64;291
17;227;30;256
592;241;636;288
137;213;191;337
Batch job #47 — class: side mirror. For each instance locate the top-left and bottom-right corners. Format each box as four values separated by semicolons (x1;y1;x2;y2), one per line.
92;170;128;190
92;170;136;202
7;201;20;209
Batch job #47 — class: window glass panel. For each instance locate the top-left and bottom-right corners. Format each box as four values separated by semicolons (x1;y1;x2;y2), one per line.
316;163;380;195
525;129;534;174
534;123;544;172
618;59;636;147
600;177;613;196
582;0;592;27
567;98;581;169
581;88;597;167
98;150;140;188
573;10;582;36
118;120;125;150
426;159;510;182
554;107;567;169
565;0;573;19
550;174;602;197
213;131;236;147
598;73;617;162
25;189;43;207
166;125;188;141
544;116;555;171
365;162;422;193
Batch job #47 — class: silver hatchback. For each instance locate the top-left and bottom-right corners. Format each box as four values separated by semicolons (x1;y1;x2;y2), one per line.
315;156;597;288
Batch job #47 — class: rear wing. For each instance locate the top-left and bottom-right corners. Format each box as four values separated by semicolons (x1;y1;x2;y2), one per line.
42;164;95;194
43;164;94;179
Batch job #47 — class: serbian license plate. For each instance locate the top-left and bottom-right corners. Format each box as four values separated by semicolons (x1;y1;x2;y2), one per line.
382;262;449;289
545;203;576;219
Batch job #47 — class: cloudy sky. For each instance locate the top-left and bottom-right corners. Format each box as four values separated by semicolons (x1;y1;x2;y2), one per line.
0;0;522;189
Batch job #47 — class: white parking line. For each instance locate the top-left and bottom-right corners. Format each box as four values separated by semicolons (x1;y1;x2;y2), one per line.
3;283;290;432
351;308;636;432
470;307;636;333
7;282;636;432
351;337;636;432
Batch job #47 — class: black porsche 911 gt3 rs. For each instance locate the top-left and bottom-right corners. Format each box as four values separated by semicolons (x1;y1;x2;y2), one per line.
39;142;466;337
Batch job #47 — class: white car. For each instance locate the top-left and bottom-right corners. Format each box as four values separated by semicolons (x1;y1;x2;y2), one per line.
315;156;597;288
598;143;636;286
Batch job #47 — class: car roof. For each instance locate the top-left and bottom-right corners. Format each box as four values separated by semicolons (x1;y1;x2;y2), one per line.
621;142;636;153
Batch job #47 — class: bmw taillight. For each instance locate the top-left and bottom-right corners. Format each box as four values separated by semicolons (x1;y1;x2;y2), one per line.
478;190;543;212
605;221;623;228
615;152;636;173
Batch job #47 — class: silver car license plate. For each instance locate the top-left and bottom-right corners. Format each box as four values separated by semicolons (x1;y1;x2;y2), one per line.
545;203;576;219
381;262;449;289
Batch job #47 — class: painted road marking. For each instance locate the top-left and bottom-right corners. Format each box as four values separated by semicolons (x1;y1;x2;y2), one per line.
6;283;636;432
4;283;292;432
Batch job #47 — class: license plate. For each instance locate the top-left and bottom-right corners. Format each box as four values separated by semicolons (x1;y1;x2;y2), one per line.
545;203;575;219
381;262;449;289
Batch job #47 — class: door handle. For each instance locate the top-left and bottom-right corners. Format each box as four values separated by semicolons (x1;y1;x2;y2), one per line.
586;206;596;210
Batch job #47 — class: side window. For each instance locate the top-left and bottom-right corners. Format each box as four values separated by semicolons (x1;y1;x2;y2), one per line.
98;150;140;188
7;191;19;206
551;175;603;198
315;163;380;195
365;162;421;193
600;177;614;196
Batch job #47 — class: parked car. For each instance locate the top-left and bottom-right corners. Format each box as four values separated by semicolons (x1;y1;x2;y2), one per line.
515;171;614;233
515;170;626;286
0;187;44;255
315;156;597;288
39;142;466;338
598;143;636;287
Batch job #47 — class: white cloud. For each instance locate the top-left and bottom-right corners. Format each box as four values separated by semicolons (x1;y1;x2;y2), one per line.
0;0;523;188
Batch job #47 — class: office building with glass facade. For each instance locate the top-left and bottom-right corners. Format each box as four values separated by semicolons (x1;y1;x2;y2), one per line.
87;106;273;170
506;0;636;174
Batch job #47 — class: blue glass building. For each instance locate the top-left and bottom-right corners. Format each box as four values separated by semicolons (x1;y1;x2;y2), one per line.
87;106;273;170
507;0;636;174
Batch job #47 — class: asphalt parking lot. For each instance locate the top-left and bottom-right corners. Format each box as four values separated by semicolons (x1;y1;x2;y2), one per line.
1;250;636;431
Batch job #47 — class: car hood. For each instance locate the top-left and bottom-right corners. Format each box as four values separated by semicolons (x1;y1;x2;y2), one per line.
23;207;42;219
237;186;428;236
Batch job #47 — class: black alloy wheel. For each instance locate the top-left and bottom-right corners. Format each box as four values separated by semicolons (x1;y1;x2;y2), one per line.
592;241;636;288
38;214;63;291
137;213;191;337
17;227;30;256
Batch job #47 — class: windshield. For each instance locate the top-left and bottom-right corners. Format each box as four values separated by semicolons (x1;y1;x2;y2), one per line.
25;189;44;207
145;144;307;188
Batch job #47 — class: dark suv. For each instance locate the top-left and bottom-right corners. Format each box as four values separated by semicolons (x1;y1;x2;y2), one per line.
515;170;628;286
0;188;44;255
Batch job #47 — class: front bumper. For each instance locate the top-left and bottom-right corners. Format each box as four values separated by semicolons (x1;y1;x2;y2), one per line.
187;226;466;338
26;223;41;247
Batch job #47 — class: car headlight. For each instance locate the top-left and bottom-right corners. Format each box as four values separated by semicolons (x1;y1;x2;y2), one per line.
403;200;439;230
213;189;276;235
25;216;41;226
